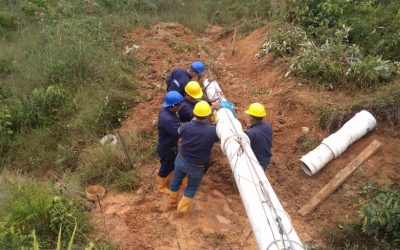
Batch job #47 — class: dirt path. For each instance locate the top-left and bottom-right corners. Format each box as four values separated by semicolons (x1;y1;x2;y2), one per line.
91;23;400;249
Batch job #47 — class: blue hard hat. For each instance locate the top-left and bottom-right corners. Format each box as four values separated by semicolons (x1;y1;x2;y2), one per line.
163;91;184;107
190;61;205;74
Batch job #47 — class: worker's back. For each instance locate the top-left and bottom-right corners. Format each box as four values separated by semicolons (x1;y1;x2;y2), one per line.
245;121;272;169
178;120;218;166
166;68;191;96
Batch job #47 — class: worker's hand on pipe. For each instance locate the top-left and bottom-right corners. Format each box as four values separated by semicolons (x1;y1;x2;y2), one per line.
211;101;220;110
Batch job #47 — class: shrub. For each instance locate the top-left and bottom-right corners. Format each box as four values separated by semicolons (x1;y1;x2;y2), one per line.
287;37;397;89
346;57;398;89
0;11;17;30
325;184;400;249
0;173;89;249
286;0;400;61
360;184;400;247
9;85;68;131
258;26;307;58
94;96;132;135
288;40;347;86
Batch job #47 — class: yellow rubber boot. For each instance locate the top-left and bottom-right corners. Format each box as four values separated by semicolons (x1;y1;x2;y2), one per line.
177;195;194;214
156;175;169;194
166;172;173;186
168;190;179;207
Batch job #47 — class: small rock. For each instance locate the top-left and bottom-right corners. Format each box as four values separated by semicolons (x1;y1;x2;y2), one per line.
302;127;310;134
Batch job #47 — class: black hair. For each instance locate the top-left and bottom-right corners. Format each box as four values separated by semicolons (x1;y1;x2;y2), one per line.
251;115;263;122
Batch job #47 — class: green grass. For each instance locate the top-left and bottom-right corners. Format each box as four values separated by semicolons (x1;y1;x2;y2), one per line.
297;134;319;153
0;172;90;249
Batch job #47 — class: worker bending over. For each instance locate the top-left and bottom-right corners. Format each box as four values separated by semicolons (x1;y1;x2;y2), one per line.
166;61;205;96
168;101;219;213
178;81;203;123
156;91;184;193
244;103;272;170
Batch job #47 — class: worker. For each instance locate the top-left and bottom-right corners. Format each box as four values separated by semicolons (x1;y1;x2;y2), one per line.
178;80;203;123
168;101;219;214
166;61;205;96
244;103;272;171
156;91;184;193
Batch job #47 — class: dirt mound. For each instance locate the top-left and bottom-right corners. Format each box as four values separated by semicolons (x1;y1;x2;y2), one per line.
91;23;400;249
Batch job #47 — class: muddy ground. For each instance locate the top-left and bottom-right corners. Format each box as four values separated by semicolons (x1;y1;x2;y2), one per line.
91;23;400;249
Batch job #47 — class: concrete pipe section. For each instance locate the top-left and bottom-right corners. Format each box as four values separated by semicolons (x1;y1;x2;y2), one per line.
300;110;377;176
203;79;304;250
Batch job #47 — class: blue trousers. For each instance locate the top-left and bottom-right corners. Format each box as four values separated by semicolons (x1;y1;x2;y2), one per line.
169;154;204;198
157;146;177;178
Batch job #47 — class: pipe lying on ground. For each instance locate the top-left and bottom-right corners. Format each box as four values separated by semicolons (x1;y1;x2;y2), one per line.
203;79;304;250
300;110;377;176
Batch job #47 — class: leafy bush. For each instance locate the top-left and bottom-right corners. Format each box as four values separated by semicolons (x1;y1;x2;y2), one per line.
9;85;68;131
258;26;307;58
96;96;130;130
0;173;89;249
0;11;17;30
346;57;398;89
287;37;398;89
288;40;348;86
285;0;400;61
325;184;400;249
360;184;400;247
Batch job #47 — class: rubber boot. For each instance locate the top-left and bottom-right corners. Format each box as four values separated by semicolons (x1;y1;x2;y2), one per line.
177;195;194;214
165;172;173;186
156;175;169;194
168;190;179;207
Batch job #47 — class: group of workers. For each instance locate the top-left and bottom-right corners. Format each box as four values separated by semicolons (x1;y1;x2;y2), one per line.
156;61;273;214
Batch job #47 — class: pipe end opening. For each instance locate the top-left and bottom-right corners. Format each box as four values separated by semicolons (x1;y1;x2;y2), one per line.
300;161;313;176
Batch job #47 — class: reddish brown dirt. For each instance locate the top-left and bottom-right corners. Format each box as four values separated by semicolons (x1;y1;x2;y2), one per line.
91;23;400;249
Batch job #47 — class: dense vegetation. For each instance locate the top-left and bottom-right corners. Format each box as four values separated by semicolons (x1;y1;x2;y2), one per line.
259;0;400;134
0;0;398;248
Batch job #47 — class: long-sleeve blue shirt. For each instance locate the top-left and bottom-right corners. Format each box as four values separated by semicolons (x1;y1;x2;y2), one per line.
178;120;219;166
178;99;196;123
157;107;180;149
245;121;272;168
166;68;192;96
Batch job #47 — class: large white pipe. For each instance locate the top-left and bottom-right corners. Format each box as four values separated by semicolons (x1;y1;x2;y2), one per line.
300;110;377;176
204;79;304;250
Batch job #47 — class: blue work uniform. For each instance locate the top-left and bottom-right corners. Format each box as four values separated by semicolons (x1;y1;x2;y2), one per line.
157;107;180;178
245;121;272;170
170;120;219;198
166;68;192;96
178;99;196;123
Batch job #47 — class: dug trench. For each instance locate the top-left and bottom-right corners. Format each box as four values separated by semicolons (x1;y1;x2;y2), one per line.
91;23;400;249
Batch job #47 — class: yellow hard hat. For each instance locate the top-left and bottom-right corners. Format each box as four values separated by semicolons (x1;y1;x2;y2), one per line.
245;103;267;117
185;81;203;99
193;101;212;117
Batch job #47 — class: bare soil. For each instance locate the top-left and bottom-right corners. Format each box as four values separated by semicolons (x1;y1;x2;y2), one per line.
91;23;400;249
